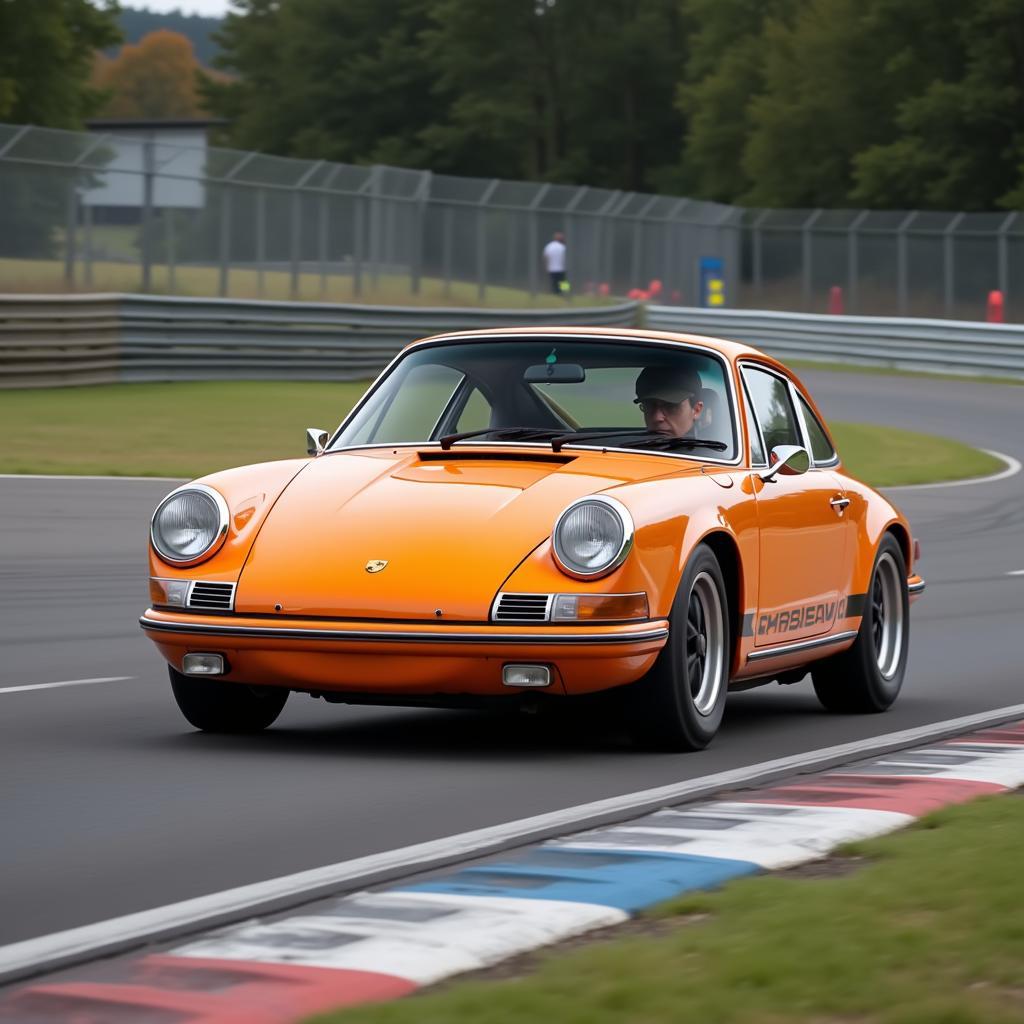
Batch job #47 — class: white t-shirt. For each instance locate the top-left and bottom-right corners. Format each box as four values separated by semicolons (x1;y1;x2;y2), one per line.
543;239;566;273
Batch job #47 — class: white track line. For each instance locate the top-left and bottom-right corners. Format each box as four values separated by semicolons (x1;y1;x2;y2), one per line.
3;701;1023;986
1008;570;1024;576
0;677;133;695
883;449;1021;490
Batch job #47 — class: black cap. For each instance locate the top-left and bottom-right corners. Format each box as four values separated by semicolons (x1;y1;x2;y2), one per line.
633;366;702;405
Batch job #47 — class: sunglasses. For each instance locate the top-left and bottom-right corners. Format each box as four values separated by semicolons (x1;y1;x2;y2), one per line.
638;396;696;415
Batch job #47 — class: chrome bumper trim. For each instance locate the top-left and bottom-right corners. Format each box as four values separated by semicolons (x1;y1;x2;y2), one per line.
139;615;668;646
908;579;926;594
747;630;858;663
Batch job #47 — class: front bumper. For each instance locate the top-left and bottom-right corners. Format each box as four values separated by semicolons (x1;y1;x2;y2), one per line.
139;609;669;697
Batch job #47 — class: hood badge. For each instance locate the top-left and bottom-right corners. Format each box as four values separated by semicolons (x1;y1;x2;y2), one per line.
365;559;389;573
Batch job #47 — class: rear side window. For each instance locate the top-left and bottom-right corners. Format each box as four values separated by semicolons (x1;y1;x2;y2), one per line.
741;366;801;455
797;394;836;464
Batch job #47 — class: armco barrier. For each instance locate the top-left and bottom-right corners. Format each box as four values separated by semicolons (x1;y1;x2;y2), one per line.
647;305;1024;379
0;294;639;388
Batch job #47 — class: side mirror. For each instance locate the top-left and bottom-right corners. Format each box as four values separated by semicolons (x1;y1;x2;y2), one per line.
306;428;329;456
759;444;810;482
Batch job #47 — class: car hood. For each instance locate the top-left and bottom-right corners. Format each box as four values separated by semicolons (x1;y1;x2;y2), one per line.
234;447;697;621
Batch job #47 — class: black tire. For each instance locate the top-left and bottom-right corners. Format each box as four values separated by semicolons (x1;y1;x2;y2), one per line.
629;543;730;751
812;533;909;713
170;667;289;733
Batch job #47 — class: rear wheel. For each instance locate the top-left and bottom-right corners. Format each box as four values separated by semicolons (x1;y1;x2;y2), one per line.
630;543;730;750
812;533;909;713
170;667;289;733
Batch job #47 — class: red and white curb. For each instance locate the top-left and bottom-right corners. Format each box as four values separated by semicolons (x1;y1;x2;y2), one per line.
2;714;1023;1022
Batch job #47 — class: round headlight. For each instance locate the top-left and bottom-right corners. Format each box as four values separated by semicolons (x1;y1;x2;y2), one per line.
552;496;634;578
151;484;229;566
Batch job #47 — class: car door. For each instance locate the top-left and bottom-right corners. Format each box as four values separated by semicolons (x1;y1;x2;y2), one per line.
742;364;851;646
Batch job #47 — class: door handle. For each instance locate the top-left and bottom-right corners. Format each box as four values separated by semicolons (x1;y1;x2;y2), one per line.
829;495;851;516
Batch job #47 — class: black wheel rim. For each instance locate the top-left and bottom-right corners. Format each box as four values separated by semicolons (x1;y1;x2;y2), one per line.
686;589;706;699
872;571;885;657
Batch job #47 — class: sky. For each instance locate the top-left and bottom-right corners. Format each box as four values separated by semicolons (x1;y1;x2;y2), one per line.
128;0;231;15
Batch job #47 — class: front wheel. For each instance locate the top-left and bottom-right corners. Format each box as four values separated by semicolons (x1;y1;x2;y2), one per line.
812;533;909;713
170;667;289;733
629;543;730;751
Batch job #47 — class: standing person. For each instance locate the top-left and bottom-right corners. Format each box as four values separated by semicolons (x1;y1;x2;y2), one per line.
543;231;568;296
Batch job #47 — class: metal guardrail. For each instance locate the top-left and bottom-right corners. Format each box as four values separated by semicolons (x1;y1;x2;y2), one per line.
0;294;639;388
646;306;1024;379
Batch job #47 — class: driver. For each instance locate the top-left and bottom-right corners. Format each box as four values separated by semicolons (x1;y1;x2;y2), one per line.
634;366;704;438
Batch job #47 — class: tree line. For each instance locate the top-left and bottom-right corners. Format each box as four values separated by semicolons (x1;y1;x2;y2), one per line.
3;0;1024;211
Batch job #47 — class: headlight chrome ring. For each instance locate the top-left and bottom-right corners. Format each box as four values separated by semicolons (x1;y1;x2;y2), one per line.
552;495;635;580
150;483;230;567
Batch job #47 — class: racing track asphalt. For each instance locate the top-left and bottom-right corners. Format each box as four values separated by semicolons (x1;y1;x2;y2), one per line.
1;368;1022;948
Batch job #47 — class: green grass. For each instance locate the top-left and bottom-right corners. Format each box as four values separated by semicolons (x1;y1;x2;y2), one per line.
789;357;1024;387
0;381;1005;483
829;421;1003;487
0;257;608;309
309;793;1024;1024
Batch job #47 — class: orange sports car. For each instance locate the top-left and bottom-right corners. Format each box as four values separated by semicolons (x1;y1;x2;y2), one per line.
141;327;924;750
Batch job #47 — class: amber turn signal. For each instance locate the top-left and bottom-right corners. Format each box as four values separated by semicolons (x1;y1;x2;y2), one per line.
550;592;649;622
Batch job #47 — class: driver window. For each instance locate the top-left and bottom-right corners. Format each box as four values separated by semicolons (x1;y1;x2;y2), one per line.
741;366;801;456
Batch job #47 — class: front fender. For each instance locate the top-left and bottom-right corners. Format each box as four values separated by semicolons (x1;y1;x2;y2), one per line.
148;458;310;582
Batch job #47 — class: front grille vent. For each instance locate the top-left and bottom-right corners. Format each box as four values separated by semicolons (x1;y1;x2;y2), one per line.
493;593;551;622
187;581;236;611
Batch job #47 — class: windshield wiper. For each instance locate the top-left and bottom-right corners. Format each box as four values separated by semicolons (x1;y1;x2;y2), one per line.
437;426;567;450
550;429;729;453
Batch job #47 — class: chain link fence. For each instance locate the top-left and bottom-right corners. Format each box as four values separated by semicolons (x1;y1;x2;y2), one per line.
2;121;1023;321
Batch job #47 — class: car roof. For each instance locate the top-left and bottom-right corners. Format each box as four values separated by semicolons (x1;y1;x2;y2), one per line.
406;325;784;372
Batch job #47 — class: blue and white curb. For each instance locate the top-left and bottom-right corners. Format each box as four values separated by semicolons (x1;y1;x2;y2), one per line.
3;719;1024;1022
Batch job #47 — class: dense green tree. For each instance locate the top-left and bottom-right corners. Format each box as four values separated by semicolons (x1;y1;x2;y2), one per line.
204;0;441;167
676;0;1024;210
0;0;121;128
852;0;1024;210
741;0;895;206
671;0;793;202
206;0;685;191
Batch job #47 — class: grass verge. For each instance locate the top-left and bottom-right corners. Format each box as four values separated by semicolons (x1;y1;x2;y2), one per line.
309;792;1024;1024
0;257;609;310
0;381;1005;484
790;357;1024;387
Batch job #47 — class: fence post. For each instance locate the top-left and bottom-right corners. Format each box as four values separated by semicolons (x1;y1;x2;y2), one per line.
943;212;964;318
219;152;257;299
83;201;93;289
896;211;917;315
292;160;323;301
847;210;869;314
369;165;383;290
411;169;431;295
256;189;266;299
527;183;551;300
564;186;589;293
477;179;499;302
140;135;154;293
442;204;453;298
64;177;77;288
998;211;1017;316
165;208;176;294
751;209;769;300
801;209;822;311
218;186;232;297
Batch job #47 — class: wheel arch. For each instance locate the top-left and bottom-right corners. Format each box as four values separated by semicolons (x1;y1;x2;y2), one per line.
884;520;912;570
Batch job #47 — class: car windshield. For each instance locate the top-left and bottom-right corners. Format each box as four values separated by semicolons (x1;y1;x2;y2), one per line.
332;338;738;461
